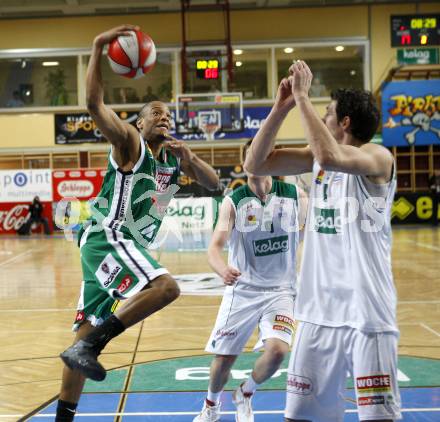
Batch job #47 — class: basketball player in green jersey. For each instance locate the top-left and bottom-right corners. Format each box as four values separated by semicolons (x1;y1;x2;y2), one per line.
56;25;219;421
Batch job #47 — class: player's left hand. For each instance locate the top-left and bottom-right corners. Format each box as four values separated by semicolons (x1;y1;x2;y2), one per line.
288;60;313;102
163;137;194;161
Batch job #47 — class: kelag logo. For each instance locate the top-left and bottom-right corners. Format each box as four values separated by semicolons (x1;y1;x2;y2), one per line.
253;235;289;257
313;207;341;234
14;172;28;187
166;203;205;220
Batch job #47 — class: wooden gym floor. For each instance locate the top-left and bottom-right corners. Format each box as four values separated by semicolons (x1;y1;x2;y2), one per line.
0;226;439;420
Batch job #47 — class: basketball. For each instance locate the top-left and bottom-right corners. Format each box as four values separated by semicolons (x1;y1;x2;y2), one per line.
107;29;156;79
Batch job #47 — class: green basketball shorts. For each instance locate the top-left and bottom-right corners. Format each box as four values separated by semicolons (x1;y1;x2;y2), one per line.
72;225;168;331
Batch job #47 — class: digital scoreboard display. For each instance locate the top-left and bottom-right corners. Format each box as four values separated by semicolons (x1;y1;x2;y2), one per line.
391;14;439;47
196;59;219;79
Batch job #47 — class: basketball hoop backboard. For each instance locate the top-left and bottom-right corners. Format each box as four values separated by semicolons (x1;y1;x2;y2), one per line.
175;92;243;140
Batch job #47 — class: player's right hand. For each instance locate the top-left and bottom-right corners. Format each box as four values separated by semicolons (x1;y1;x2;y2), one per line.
274;78;296;112
221;266;241;285
94;25;140;47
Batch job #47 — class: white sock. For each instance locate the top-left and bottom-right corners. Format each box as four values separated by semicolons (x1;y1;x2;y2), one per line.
207;389;222;405
242;375;260;395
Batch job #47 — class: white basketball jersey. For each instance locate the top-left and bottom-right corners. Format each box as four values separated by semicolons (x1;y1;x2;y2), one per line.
226;180;300;291
294;161;398;333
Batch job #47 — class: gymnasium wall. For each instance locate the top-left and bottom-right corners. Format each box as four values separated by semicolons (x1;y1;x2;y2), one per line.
0;2;438;149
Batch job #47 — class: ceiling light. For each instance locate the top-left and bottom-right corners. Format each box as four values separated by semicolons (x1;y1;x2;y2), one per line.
233;49;243;55
335;46;345;52
350;70;356;76
42;61;59;66
235;61;242;67
284;47;294;54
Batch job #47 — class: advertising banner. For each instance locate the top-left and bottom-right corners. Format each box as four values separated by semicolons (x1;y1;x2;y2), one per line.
178;164;247;197
382;80;440;147
55;112;139;144
52;169;106;202
149;197;214;250
179;107;271;141
0;202;53;234
163;197;213;232
392;193;439;224
0;170;52;203
55;107;270;144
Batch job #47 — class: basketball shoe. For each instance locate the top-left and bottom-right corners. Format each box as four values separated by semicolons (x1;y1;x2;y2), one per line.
193;400;221;422
232;385;254;422
60;339;106;381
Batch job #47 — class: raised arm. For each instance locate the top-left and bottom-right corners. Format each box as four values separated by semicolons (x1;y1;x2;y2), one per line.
164;138;220;190
208;198;241;285
86;25;140;151
290;61;393;180
244;78;313;176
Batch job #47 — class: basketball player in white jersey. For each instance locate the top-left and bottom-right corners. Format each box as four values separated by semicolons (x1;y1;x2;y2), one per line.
194;141;306;422
244;61;401;421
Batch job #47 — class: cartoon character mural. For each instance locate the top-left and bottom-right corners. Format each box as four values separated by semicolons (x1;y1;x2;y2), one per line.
382;81;440;147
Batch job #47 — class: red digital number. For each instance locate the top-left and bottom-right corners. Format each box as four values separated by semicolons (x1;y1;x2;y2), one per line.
204;68;218;79
400;34;411;45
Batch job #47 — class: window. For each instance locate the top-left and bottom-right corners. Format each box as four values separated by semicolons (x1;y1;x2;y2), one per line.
0;40;368;109
0;56;78;107
276;45;365;97
232;48;270;99
184;50;226;94
96;51;174;104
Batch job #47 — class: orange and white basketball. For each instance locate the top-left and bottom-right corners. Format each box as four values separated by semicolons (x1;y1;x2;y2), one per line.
107;29;156;79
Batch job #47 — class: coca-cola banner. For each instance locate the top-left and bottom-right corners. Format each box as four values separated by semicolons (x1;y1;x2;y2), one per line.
0;202;53;234
52;169;106;202
0;170;52;203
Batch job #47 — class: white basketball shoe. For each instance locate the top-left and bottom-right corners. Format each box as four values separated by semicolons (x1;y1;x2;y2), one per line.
232;385;254;422
193;400;221;422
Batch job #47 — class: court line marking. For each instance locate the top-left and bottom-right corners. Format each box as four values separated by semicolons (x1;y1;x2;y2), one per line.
4;322;440;333
0;249;35;267
400;239;440;252
1;327;215;333
421;323;440;338
1;300;440;313
4;407;440;418
0;305;222;313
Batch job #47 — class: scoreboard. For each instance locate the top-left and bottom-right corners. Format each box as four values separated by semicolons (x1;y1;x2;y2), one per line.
391;14;439;47
196;59;219;79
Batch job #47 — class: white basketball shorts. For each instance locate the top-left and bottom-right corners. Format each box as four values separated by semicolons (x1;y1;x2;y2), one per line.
285;321;401;422
205;284;295;355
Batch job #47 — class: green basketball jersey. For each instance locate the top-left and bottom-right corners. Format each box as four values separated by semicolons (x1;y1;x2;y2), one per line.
85;134;180;247
226;179;300;290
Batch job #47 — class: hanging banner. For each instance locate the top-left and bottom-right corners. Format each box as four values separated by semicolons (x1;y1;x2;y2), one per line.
0;169;52;203
382;80;440;147
178;164;247;197
54;107;270;144
178;107;271;141
55;111;139;144
52;169;106;202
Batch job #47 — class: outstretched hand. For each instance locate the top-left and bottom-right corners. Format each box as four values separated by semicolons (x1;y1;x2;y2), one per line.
163;137;194;161
94;24;140;47
274;77;296;113
288;60;313;102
